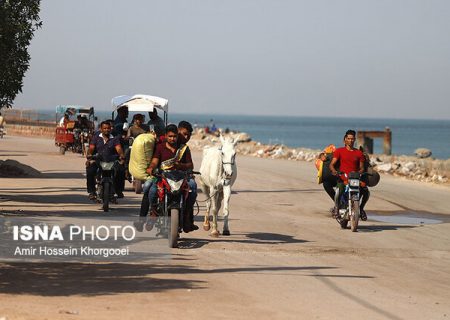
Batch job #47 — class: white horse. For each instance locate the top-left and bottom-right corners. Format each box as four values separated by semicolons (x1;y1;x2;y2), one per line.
199;135;238;237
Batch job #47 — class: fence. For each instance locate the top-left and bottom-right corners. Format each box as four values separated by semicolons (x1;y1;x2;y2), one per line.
2;108;54;126
2;109;55;138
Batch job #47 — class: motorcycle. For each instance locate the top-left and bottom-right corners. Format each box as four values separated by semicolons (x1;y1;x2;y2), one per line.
335;171;369;232
90;155;118;212
153;170;198;248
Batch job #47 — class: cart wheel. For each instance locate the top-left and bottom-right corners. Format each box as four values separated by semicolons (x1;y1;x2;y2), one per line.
59;146;66;155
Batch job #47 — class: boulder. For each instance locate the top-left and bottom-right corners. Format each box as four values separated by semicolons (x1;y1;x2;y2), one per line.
376;163;393;172
230;132;251;143
414;148;432;159
0;159;41;177
404;161;416;170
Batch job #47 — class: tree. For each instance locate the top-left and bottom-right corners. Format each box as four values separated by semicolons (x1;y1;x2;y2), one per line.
0;0;42;109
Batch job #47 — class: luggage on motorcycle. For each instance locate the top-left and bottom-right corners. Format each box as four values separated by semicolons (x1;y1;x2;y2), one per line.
160;144;188;171
129;133;156;181
358;146;380;187
366;166;380;187
316;144;336;184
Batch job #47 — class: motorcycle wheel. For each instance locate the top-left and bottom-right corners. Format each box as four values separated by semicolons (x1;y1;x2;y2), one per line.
168;208;179;248
59;146;66;155
350;201;360;232
102;182;110;212
340;219;349;229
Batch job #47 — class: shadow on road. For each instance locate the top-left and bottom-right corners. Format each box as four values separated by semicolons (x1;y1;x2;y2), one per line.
356;225;416;232
0;262;205;296
178;232;310;248
0;262;344;297
0;185;141;211
234;188;322;194
0;186;86;194
40;171;86;179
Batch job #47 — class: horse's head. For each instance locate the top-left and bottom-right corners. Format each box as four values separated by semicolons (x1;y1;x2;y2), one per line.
219;135;239;178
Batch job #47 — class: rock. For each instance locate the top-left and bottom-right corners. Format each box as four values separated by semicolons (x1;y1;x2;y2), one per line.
399;166;410;175
264;145;276;153
272;147;285;157
230;132;251;143
404;161;416;170
59;310;79;315
376;163;393;172
0;160;41;178
414;148;432;159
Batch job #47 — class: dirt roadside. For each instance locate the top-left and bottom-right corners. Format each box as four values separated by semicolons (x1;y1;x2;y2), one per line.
1;135;449;320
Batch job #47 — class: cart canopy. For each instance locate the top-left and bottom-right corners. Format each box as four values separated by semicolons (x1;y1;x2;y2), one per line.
111;94;168;113
56;105;94;116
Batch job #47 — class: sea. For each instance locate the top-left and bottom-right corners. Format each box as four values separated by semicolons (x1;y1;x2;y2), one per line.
26;110;450;159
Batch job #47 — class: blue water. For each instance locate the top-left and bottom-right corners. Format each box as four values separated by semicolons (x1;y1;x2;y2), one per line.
171;114;450;159
32;110;450;159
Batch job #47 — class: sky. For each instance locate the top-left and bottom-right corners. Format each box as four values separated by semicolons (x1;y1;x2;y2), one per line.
14;0;450;119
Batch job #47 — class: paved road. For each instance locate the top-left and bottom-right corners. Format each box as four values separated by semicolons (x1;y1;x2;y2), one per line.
1;135;449;320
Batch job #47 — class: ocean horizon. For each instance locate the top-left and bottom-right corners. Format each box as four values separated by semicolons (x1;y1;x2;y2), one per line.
11;109;450;159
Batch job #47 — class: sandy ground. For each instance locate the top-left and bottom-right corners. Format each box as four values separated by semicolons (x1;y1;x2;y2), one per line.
1;135;450;320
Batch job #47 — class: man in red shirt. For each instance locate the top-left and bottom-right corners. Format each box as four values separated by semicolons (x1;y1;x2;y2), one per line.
329;130;369;221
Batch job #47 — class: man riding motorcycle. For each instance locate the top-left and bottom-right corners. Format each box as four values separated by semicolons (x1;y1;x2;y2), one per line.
329;129;370;221
177;121;198;231
85;121;126;200
137;124;197;232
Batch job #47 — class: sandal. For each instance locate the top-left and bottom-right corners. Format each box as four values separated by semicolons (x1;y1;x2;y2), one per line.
360;209;367;221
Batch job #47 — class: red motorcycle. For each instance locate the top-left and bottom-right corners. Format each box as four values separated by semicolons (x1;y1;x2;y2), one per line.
153;170;199;248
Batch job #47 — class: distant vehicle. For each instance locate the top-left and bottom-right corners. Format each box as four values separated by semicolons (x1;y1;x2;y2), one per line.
54;105;95;155
111;94;168;193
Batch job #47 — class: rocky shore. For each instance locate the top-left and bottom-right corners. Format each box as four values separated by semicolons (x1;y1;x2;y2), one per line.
189;128;450;185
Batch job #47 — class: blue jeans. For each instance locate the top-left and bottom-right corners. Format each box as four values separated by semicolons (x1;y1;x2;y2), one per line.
139;179;157;217
187;178;197;208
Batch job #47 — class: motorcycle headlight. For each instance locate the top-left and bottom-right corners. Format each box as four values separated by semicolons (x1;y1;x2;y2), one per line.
349;179;359;187
100;161;115;171
167;179;183;192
